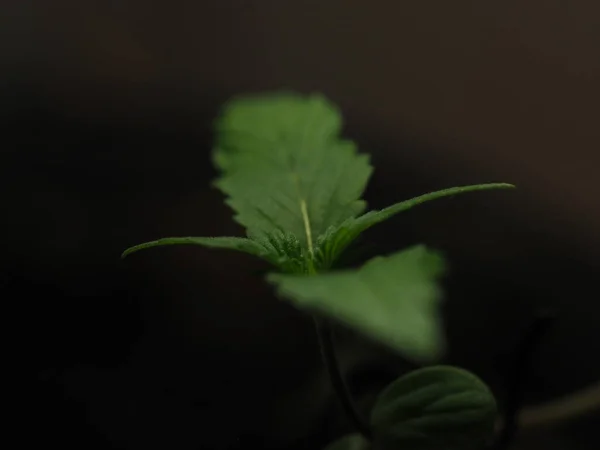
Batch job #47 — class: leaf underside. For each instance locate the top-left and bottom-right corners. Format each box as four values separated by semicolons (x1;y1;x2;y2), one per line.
370;366;498;450
268;245;446;362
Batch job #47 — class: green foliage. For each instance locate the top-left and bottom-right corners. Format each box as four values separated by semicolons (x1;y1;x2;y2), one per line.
122;91;510;449
122;91;514;360
268;245;446;362
123;92;513;275
370;366;497;450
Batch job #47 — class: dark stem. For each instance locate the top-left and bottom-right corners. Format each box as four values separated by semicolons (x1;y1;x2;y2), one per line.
313;317;373;440
494;309;556;449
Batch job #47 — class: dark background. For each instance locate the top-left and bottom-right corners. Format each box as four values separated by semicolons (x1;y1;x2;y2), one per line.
3;1;599;449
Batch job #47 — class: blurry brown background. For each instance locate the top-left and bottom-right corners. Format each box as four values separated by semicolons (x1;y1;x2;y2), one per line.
3;1;599;449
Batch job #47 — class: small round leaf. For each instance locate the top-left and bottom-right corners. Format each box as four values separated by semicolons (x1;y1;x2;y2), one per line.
370;366;497;450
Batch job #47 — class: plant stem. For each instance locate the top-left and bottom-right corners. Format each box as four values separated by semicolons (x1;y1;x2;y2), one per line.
494;309;556;449
313;316;373;440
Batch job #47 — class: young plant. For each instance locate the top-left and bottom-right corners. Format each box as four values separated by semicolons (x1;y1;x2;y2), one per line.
123;92;513;449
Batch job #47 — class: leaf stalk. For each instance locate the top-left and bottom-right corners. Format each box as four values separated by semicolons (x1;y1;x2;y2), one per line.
314;316;373;440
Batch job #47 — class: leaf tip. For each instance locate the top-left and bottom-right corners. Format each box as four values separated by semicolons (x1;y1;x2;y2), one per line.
498;182;516;189
120;247;136;259
120;241;156;259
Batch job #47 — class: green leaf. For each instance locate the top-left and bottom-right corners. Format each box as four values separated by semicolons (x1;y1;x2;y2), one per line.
322;434;371;450
121;233;316;274
370;366;498;450
316;183;515;269
121;236;268;260
268;245;446;362
212;92;373;257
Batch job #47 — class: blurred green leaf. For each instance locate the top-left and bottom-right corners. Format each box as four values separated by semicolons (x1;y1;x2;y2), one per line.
370;366;497;450
213;92;373;252
322;434;371;450
268;245;446;362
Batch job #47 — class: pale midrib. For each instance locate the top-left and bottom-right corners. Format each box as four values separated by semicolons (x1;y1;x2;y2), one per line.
292;172;314;258
300;198;314;257
292;101;322;266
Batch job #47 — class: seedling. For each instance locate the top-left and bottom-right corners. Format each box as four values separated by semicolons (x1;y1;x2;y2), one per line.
123;92;513;449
